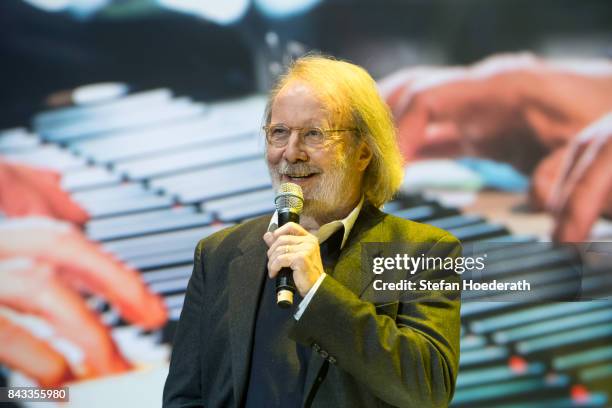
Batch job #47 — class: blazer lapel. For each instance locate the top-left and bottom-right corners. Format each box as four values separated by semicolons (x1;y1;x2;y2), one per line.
302;204;386;405
228;221;269;407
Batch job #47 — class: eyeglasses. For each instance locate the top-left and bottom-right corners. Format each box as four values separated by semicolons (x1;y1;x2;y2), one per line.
263;124;356;148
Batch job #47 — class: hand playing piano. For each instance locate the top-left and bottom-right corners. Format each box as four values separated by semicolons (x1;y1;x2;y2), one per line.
0;160;89;224
380;53;612;242
0;218;168;387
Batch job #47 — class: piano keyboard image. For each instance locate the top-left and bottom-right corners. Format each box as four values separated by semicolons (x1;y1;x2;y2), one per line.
1;87;610;407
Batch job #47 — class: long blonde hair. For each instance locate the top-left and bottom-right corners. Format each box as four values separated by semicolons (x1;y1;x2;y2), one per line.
265;54;404;207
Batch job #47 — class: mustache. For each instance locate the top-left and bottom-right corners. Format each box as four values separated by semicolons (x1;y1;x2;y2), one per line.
275;162;322;176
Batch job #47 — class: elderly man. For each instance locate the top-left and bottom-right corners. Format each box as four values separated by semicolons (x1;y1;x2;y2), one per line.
163;55;461;408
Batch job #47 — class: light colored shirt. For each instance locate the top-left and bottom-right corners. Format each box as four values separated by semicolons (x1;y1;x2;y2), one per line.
267;197;364;319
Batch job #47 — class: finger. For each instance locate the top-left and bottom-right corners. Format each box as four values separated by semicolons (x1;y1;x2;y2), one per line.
0;223;167;330
0;180;55;218
46;189;90;225
0;314;74;387
272;222;309;238
417;121;465;157
0;259;131;377
268;253;295;279
553;138;612;242
267;235;305;258
395;94;431;162
529;147;568;211
263;231;275;247
18;164;90;225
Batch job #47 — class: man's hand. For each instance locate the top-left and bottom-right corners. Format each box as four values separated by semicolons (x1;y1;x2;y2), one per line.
530;124;612;242
0;218;168;386
263;222;324;297
0;160;89;224
380;53;612;241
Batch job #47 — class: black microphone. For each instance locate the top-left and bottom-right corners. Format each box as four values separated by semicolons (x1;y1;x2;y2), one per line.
274;182;304;308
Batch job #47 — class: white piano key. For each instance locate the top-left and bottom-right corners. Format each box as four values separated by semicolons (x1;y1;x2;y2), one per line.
165;294;185;310
150;158;271;203
70;116;259;163
3;145;86;171
202;187;274;212
459;346;509;367
148;277;191;295
61;166;122;191
41;99;207;142
85;195;174;218
87;206;196;235
34;89;174;128
72;183;149;205
88;210;214;241
493;308;612;344
470;301;612;334
0;128;40;151
115;138;263;180
141;265;193;284
103;224;228;260
216;199;275;222
127;249;196;269
203;94;267;123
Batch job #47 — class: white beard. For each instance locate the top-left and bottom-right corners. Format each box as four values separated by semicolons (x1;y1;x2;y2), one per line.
268;157;356;222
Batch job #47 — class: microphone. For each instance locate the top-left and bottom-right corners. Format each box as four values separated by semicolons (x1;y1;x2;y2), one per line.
274;182;304;308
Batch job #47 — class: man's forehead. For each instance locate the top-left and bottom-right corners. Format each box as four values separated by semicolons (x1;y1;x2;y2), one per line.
271;81;342;124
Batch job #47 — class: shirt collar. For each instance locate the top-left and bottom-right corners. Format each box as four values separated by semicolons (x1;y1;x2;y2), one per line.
268;196;364;249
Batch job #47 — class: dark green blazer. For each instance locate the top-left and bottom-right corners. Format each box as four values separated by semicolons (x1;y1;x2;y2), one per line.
163;203;461;408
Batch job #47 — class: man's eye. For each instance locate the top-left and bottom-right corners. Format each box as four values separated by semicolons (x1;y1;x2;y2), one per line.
305;129;324;138
272;127;289;136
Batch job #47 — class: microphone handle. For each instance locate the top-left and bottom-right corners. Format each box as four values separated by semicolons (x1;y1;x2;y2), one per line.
276;210;300;308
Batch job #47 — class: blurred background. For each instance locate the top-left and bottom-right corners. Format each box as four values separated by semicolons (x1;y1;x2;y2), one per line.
0;0;611;407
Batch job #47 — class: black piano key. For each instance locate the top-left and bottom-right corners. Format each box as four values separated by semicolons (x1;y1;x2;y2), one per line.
449;222;509;242
428;214;484;230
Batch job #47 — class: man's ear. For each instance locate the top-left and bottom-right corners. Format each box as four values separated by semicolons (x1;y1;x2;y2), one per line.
355;140;373;172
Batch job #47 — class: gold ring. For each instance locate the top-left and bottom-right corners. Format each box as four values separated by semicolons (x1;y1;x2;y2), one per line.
285;245;289;254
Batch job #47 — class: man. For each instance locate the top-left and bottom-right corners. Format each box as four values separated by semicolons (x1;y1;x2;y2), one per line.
163;55;461;408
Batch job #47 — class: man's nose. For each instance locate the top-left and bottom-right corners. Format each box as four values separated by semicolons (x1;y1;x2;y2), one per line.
283;131;308;162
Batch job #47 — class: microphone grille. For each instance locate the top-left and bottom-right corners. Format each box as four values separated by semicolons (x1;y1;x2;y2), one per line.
275;183;304;214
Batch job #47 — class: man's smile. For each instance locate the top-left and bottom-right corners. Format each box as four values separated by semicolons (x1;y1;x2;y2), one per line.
281;173;320;184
